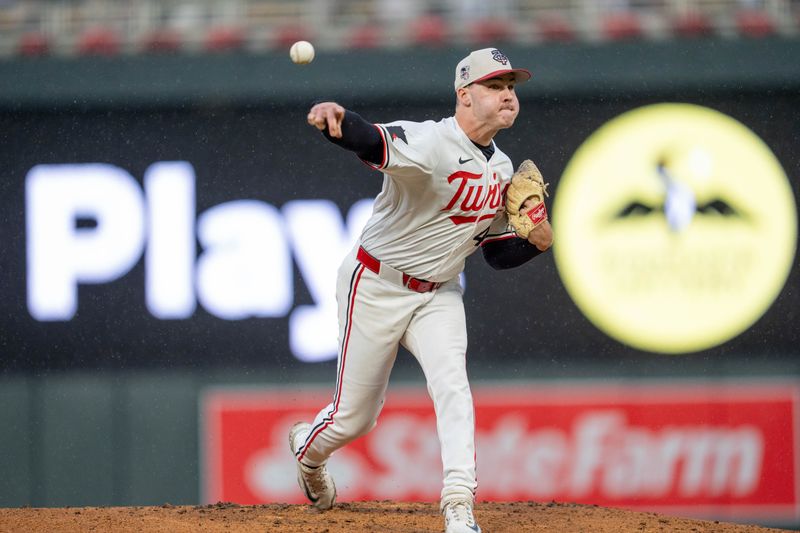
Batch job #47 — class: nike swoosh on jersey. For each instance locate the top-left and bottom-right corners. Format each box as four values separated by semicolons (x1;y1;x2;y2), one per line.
458;156;473;164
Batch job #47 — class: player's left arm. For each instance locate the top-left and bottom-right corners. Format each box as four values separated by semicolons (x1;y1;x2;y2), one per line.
481;200;553;270
482;236;542;270
526;215;553;252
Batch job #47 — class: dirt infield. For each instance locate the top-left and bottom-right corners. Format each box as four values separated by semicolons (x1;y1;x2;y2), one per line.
0;501;792;533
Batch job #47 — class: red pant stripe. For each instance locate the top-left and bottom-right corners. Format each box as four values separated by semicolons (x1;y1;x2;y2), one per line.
297;263;365;462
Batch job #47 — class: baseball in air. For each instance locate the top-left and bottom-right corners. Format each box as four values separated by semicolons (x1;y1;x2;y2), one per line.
289;41;315;65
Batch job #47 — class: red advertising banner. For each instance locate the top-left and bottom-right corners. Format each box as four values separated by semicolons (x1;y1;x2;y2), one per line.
200;380;799;522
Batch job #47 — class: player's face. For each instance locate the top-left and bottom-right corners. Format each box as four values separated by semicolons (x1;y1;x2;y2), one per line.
469;74;519;129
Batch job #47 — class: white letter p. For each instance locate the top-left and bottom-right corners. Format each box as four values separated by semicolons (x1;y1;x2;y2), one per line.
26;164;145;320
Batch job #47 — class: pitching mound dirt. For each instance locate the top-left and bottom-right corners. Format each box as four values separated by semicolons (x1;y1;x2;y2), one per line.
0;501;790;532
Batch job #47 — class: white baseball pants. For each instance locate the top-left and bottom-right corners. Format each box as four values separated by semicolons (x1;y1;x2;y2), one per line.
295;245;477;504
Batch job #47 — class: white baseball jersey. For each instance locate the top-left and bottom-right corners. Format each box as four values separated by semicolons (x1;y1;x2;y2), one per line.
360;116;515;282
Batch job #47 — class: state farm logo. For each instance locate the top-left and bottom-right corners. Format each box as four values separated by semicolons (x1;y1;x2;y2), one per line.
25;162;373;363
203;382;799;518
244;411;762;501
553;104;797;353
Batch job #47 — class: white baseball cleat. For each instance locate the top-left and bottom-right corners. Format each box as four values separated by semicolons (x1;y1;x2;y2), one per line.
442;499;481;533
288;421;337;511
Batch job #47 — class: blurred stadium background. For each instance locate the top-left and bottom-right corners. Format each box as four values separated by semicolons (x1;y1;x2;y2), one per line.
1;0;799;56
1;0;799;529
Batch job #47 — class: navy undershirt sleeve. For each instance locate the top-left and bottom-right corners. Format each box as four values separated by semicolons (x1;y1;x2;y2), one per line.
322;110;384;165
482;237;543;270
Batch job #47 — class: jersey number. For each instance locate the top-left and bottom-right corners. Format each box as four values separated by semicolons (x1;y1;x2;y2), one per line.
473;226;492;246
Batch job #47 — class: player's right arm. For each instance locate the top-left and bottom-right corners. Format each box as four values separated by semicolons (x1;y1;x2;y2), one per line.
308;101;437;177
307;102;384;165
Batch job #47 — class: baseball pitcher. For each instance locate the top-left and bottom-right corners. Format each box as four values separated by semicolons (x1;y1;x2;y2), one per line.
289;47;553;533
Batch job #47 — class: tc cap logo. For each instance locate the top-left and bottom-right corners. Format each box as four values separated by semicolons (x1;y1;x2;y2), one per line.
491;49;509;65
553;103;797;354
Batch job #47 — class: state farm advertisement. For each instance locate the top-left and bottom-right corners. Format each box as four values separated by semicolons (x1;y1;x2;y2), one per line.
200;380;800;521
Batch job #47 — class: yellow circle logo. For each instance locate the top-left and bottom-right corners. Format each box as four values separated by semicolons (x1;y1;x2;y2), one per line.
553;103;797;353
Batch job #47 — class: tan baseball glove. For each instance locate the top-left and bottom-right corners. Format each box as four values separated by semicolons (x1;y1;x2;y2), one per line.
505;159;549;239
